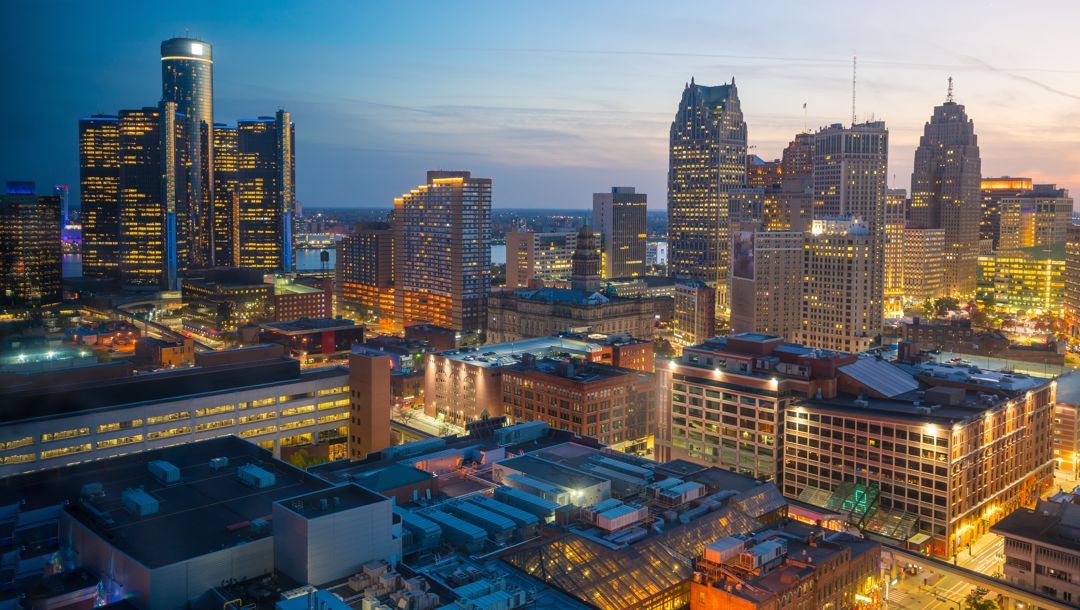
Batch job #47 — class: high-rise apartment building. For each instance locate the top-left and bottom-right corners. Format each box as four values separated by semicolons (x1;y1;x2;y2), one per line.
901;228;946;301
592;186;647;278
672;281;716;349
884;188;907;299
212;123;239;266
79;114;121;279
237;111;296;271
729;225;803;340
811;122;888;346
335;221;395;326
796;218;877;352
504;229;577;288
668;78;747;314
118;103;191;289
394;171;491;340
910;90;981;295
0;182;62;308
997;184;1073;251
981;177;1033;248
161;37;214;267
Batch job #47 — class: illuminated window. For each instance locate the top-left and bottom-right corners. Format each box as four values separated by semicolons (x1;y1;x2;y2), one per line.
41;428;90;443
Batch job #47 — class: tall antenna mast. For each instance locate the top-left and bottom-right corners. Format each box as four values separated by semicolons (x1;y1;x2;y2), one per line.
802;102;808;133
851;55;857;126
946;76;954;103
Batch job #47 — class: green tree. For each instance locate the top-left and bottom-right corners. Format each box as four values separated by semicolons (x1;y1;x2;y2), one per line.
963;588;997;610
934;297;960;316
287;448;328;470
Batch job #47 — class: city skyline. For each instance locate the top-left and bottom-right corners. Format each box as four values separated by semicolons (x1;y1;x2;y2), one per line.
3;2;1080;210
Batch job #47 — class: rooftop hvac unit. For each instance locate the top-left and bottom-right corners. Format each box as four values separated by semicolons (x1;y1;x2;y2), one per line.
80;482;104;499
148;460;180;484
121;488;159;517
237;464;276;489
210;457;229;470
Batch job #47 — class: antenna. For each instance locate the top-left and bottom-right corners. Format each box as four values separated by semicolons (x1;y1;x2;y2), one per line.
946;76;954;103
802;102;808;133
851;55;857;126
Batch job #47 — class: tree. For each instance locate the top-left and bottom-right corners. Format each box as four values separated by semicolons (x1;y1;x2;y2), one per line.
963;588;997;610
287;448;328;470
934;297;960;317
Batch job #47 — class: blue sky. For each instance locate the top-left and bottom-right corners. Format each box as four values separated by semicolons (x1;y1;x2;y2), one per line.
3;1;1080;209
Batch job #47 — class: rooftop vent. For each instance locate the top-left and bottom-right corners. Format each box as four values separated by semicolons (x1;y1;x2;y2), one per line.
237;464;276;489
121;488;159;517
148;460;180;484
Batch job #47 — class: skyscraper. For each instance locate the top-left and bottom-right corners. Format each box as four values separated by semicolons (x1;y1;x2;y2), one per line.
504;229;577;288
117;103;191;289
569;225;602;293
668;78;747;314
812;121;888;345
996;184;1073;251
53;185;70;229
883;188;908;300
212;123;239;267
592;186;647;278
796;218;877;352
909;85;982;295
161;37;214;266
729;223;804;340
780;132;814;178
394;171;491;340
237;111;296;271
335;221;395;325
0;182;61;307
980;177;1033;248
79;114;120;279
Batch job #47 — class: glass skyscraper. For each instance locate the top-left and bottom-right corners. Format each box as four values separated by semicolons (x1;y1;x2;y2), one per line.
236;110;296;271
79;114;120;278
161;37;214;267
0;182;62;307
213;123;239;267
667;78;747;315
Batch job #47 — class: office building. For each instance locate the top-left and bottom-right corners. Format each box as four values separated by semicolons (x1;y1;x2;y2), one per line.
994;500;1080;605
691;523;881;610
592;186;647;278
901;227;947;301
884;188;907;299
668;78;747;314
335;221;395;325
79;114;121;278
181;269;273;336
659;333;857;481
785;360;1055;558
977;243;1065;315
909;88;982;296
134;336;195;369
237;111;296;271
0;352;351;478
488;228;656;343
425;333;651;424
646;241;668;269
272;276;331;321
981;177;1033;248
394;171;491;340
1053;402;1080;477
161;37;214;267
729;225;803;340
780;132;814;178
0;182;62;308
812;122;887;343
796;218;877;352
501;358;656;455
362;335;433;411
349;346;393;460
117;102;193;289
762;177;813;232
504;229;577;288
997;184;1073;251
746;155;782;188
673;281;716;349
259;317;364;362
212;122;239;266
1065;225;1080;327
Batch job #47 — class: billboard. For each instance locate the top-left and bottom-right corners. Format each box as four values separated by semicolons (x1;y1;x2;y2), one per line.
732;230;755;281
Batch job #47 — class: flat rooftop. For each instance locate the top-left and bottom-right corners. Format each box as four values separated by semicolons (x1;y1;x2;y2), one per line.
504;358;643;383
0;358;346;425
260;317;359;334
276;483;387;519
800;391;1007;425
908;361;1047;394
436;336;608;368
497;455;608;491
15;437;333;568
992;501;1080;553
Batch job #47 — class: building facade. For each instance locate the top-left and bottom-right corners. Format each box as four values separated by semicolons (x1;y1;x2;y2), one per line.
0;182;62;308
161;37;214;268
668;78;747;314
237;111;296;271
504;229;577;288
901;227;947;301
796;218;877;352
394;171;492;340
981;177;1033;248
909;90;982;296
673;281;716;349
593;186;647;279
335;221;395;325
977;243;1065;315
212;122;239;266
1065;225;1080;327
729;226;803;340
349;346;392;460
997;184;1073;252
884;188;907;299
993;500;1080;606
78;114;121;279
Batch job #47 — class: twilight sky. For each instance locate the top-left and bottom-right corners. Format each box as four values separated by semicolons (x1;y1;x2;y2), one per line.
3;1;1080;210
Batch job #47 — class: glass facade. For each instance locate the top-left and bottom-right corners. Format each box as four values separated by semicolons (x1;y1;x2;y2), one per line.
212;123;239;266
0;183;62;307
79;115;120;278
236;111;296;271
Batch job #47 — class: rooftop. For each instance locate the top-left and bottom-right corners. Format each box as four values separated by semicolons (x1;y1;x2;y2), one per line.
512;286;614;306
0;357;346;425
276;484;387;519
24;437;333;568
260;317;359;334
435;336;612;368
497;455;608;492
503;358;646;383
992;500;1080;553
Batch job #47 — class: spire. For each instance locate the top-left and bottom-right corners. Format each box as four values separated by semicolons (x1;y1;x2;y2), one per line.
946;76;954;103
690;76;695;85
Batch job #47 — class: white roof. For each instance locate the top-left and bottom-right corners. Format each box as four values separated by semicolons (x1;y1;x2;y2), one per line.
839;358;918;398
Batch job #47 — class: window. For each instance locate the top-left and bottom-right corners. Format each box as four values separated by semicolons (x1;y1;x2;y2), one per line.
41;428;91;443
40;443;92;460
147;411;189;425
96;435;143;450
